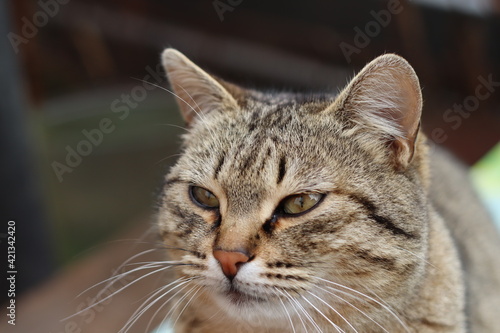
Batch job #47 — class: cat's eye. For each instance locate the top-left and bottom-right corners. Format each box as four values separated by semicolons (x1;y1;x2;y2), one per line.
281;193;323;215
190;186;220;209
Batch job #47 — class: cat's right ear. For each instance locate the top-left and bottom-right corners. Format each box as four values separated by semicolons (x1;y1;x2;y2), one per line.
162;48;240;124
330;54;423;170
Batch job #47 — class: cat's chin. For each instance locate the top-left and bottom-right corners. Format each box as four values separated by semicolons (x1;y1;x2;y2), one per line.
212;287;282;320
215;287;266;307
225;287;266;304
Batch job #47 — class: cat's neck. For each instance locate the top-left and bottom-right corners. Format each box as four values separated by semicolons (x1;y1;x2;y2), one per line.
404;207;465;332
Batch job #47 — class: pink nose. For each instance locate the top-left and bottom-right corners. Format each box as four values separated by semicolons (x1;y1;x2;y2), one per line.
213;250;250;280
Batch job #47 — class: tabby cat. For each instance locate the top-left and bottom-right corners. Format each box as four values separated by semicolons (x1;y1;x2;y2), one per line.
155;49;500;332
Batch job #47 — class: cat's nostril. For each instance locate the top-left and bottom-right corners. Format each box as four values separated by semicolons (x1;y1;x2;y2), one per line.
213;249;250;280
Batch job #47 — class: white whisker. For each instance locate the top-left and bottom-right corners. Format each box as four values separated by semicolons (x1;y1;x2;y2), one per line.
315;285;389;333
175;83;224;151
75;262;162;300
141;79;214;137
301;295;343;333
155;153;184;166
395;246;434;268
143;280;197;333
154;123;191;132
274;289;297;333
284;290;323;333
65;265;173;321
74;248;162;299
308;291;358;333
316;277;410;333
123;260;182;268
284;292;308;332
171;284;203;329
127;276;191;332
120;277;195;333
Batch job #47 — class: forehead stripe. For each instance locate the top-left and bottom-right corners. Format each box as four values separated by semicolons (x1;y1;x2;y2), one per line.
214;154;225;179
277;156;287;184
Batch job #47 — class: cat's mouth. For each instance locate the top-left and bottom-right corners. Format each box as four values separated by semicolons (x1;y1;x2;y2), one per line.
223;286;267;305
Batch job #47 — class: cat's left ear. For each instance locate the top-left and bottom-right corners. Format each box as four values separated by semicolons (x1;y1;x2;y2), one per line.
162;48;240;125
333;54;422;170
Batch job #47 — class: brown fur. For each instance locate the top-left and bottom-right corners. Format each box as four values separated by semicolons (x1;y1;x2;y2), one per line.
155;49;500;332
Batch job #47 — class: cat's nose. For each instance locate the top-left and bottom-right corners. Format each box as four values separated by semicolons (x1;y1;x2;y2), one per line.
213;249;250;280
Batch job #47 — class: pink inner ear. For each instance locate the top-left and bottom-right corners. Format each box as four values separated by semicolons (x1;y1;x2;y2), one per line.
397;78;422;141
385;72;422;169
162;48;239;125
338;54;423;169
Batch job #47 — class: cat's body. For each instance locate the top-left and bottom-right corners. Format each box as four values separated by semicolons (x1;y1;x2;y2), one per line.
155;49;500;332
429;147;500;332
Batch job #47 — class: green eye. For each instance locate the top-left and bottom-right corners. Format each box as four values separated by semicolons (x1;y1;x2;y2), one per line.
190;186;220;209
282;193;323;215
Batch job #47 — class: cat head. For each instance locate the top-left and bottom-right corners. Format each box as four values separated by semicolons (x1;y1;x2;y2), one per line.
157;49;429;324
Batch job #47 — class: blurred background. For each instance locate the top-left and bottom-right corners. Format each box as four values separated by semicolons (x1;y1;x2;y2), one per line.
1;0;499;332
